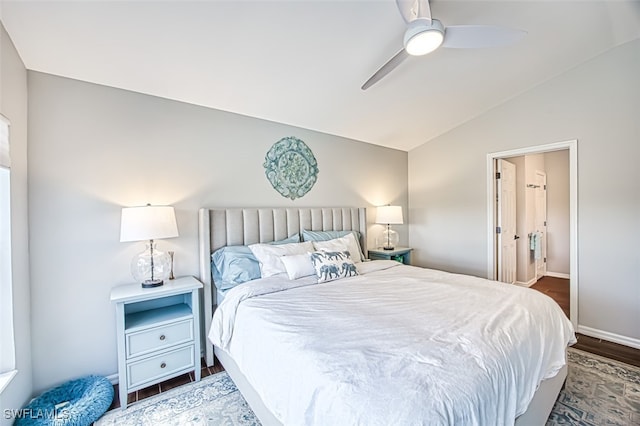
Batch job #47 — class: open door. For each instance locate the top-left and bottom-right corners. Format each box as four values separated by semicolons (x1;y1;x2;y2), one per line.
496;159;517;283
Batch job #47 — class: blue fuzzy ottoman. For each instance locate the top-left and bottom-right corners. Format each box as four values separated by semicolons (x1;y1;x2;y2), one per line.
14;375;113;426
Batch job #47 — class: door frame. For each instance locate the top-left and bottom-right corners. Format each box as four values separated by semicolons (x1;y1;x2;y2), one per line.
486;140;578;328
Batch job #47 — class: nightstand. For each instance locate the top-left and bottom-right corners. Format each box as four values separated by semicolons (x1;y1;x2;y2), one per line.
368;247;413;265
110;276;202;409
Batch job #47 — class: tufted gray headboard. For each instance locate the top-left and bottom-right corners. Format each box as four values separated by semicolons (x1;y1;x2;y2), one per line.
198;207;367;365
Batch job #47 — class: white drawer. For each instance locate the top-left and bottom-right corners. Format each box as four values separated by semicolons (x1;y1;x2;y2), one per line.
127;345;195;389
126;319;193;359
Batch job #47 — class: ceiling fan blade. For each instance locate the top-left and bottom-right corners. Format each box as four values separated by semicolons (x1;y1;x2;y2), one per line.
442;25;527;49
396;0;432;23
361;49;410;90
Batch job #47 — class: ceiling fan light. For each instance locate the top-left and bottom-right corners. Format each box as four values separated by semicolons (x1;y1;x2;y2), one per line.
406;30;444;55
404;18;444;56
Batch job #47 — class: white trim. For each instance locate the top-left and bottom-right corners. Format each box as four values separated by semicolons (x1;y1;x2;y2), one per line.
487;140;578;330
486;155;496;280
106;372;118;385
515;278;537;288
0;166;15;374
578;326;640;350
0;369;17;394
517;273;569;286
0;115;10;169
568;142;578;330
545;271;570;279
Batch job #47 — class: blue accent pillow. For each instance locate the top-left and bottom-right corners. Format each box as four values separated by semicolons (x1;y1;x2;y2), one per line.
211;246;261;291
211;234;301;291
271;233;300;245
302;229;359;242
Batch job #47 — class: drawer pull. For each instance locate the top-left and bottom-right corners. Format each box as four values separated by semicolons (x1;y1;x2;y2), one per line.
160;362;166;369
159;335;166;341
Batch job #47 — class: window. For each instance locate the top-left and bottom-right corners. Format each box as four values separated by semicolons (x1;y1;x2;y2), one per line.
0;115;16;392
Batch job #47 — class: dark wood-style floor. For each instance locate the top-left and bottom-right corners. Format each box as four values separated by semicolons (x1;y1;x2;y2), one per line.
531;276;640;368
530;276;571;317
108;276;639;410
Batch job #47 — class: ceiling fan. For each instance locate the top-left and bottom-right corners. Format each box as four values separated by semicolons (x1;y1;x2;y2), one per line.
361;0;527;90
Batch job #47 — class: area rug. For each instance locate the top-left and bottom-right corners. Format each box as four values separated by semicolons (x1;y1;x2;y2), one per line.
96;348;639;425
95;372;259;425
547;348;640;425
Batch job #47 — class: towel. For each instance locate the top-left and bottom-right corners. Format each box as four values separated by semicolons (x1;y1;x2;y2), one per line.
530;232;542;260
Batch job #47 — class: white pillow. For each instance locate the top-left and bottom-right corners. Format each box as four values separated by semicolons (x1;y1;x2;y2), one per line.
281;253;316;280
312;233;363;263
310;250;358;283
249;241;314;277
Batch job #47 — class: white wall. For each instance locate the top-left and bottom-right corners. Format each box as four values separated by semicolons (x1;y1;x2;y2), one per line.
26;71;408;392
0;22;32;423
408;39;640;345
545;150;570;276
524;154;545;282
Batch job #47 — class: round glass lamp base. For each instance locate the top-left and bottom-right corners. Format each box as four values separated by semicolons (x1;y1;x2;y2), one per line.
381;229;399;251
141;279;164;288
131;242;171;287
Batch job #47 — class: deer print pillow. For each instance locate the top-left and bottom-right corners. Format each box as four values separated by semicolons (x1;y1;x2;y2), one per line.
310;250;359;283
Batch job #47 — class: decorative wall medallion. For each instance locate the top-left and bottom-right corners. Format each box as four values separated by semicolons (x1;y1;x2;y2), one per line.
264;137;319;200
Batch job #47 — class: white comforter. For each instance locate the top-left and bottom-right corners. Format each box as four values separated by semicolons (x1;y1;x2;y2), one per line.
209;261;575;426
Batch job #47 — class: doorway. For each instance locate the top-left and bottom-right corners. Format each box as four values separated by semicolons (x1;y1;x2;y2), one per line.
486;140;578;328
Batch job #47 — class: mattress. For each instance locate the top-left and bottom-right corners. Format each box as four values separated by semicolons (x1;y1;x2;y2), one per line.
209;260;576;425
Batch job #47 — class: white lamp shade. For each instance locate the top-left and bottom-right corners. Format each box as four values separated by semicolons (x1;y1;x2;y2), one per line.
120;205;179;242
376;205;404;225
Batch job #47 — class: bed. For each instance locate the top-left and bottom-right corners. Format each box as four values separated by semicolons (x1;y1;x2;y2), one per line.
198;207;575;426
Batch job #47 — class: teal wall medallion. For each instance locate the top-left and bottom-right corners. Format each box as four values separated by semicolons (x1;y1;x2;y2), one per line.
264;137;319;200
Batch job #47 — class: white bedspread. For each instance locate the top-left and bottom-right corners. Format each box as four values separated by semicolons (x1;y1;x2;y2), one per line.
209;261;575;426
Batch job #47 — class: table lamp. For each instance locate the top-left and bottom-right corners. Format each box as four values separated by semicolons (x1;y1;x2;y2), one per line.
376;205;403;250
120;204;179;288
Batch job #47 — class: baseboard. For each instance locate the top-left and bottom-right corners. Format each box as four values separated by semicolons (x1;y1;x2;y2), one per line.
106;372;118;385
545;271;570;279
578;325;640;350
515;278;537;287
516;272;569;286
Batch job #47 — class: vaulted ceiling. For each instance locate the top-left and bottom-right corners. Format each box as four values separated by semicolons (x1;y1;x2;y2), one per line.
2;0;639;151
